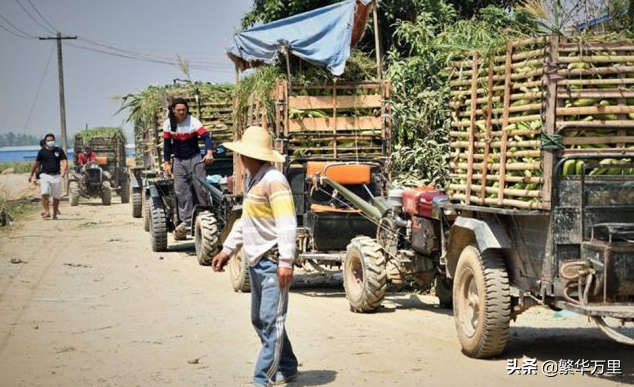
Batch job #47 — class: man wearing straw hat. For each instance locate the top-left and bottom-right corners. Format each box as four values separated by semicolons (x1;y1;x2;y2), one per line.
212;126;299;387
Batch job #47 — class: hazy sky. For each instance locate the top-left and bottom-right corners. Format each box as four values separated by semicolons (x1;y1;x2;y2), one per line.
0;0;253;141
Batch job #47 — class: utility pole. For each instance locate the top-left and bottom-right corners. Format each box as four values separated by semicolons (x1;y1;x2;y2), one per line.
39;32;76;156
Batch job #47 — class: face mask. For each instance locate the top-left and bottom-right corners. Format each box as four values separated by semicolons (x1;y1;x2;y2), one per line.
46;141;55;147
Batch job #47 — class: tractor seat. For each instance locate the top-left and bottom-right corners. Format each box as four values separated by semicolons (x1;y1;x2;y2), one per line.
310;203;362;213
305;161;371;185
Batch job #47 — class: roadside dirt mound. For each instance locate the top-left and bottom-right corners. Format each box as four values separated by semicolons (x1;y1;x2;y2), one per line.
0;174;40;201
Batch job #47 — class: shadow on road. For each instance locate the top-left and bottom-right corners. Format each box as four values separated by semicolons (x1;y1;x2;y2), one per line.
505;326;634;384
287;370;337;386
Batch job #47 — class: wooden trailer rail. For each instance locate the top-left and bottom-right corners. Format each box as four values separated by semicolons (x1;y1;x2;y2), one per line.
447;35;634;211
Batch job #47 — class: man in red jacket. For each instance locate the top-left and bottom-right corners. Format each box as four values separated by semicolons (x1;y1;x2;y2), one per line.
78;146;97;167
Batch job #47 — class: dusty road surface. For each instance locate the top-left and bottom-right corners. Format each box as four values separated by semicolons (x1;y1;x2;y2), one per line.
0;199;632;387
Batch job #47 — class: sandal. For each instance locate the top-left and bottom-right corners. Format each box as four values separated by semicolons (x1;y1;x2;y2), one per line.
41;213;51;219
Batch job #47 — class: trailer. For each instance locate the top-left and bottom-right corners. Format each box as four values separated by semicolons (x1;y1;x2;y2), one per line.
331;35;634;357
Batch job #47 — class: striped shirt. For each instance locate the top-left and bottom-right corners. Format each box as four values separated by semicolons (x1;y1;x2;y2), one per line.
221;162;297;268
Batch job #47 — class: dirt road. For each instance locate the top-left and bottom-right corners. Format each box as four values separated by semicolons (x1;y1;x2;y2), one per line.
0;199;631;386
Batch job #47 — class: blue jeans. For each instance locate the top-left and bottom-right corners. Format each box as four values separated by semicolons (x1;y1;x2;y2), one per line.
250;258;298;387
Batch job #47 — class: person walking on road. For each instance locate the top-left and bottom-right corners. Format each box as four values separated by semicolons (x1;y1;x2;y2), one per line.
212;126;299;387
28;133;67;220
162;98;212;238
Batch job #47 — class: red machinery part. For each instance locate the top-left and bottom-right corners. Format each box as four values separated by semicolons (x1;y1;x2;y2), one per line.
402;186;444;218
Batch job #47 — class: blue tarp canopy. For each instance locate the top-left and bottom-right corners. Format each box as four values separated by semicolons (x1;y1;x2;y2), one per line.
227;0;374;76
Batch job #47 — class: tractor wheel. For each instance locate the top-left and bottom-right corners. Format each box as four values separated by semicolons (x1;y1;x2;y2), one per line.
435;275;453;309
229;248;250;293
131;191;142;218
194;211;220;266
69;181;79;206
142;193;150;232
343;236;387;313
149;197;167;252
101;181;112;206
453;245;510;358
120;177;130;204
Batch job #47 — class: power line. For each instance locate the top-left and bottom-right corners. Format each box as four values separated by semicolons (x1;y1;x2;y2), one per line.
0;11;37;38
23;46;55;132
77;37;233;66
15;0;54;34
0;18;32;39
25;0;56;32
66;41;234;73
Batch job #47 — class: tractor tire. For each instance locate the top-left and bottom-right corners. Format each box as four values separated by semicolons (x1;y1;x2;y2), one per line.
120;177;130;204
69;181;79;206
343;236;387;313
435;275;454;309
131;191;142;218
142;193;150;232
229;248;250;293
149;197;167;252
194;211;220;266
101;181;112;206
453;245;511;359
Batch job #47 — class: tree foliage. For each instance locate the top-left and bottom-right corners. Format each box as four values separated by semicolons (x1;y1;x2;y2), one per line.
0;132;42;147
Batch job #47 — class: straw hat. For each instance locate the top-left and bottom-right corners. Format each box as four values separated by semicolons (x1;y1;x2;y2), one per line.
223;126;285;163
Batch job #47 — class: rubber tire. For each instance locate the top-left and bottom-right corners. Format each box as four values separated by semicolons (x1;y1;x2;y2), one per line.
101;181;112;206
142;193;150;232
149;197;168;252
194;211;220;266
132;191;142;218
435;276;454;309
453;245;511;359
229;248;251;293
69;181;79;206
343;236;387;313
120;177;130;204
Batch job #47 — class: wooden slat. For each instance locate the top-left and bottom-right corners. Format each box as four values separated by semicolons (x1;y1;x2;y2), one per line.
465;52;479;204
450;68;544;87
459;103;541;117
556;106;634;116
559;42;634;52
288;116;382;131
557;65;634;77
451;114;542;127
450;184;541;198
558;55;634;63
556;120;634;128
451;193;542;209
450;173;543;184
289;83;381;91
557;78;634;86
451;162;541;171
451;149;541;159
288;95;382;110
450;80;542;96
450;139;541;149
557;90;634;99
562;136;634;145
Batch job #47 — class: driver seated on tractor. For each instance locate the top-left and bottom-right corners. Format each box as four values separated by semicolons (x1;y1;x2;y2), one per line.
162;98;212;237
77;146;97;171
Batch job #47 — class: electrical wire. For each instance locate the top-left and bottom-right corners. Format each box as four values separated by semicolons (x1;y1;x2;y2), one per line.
66;41;234;73
23;45;54;132
0;11;36;38
15;0;54;34
0;17;32;39
77;37;232;66
25;0;57;32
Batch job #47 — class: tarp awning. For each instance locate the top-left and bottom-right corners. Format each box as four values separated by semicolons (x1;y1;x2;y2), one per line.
226;0;374;76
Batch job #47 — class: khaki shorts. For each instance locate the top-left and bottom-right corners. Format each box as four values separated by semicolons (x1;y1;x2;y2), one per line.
40;173;62;199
